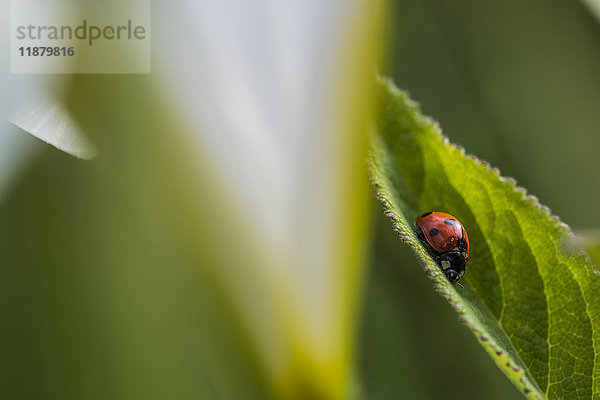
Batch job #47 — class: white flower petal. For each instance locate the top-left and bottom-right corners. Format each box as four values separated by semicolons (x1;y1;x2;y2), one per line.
580;0;600;23
2;1;95;161
153;0;378;392
9;98;98;160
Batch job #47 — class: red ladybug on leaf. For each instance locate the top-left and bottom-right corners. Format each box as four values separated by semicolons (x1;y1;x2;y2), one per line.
416;211;470;285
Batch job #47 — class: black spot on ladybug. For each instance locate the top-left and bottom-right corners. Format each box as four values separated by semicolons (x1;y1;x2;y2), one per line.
429;228;439;236
457;238;468;252
444;218;456;225
421;211;433;217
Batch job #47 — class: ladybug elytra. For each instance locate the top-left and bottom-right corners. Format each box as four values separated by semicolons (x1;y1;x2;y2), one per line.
415;211;470;285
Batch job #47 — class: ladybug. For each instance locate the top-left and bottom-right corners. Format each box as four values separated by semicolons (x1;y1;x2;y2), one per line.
415;211;470;285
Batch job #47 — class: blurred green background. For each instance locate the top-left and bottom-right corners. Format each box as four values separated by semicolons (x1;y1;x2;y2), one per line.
2;0;600;399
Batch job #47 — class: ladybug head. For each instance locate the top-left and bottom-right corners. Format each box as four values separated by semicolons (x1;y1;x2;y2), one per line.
444;269;462;284
437;251;466;285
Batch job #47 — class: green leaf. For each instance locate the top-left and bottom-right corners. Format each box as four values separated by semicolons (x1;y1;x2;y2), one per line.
369;77;600;400
588;245;600;267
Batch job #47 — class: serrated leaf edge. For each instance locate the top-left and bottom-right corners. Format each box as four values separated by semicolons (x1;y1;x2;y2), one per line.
365;79;578;399
369;173;544;399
